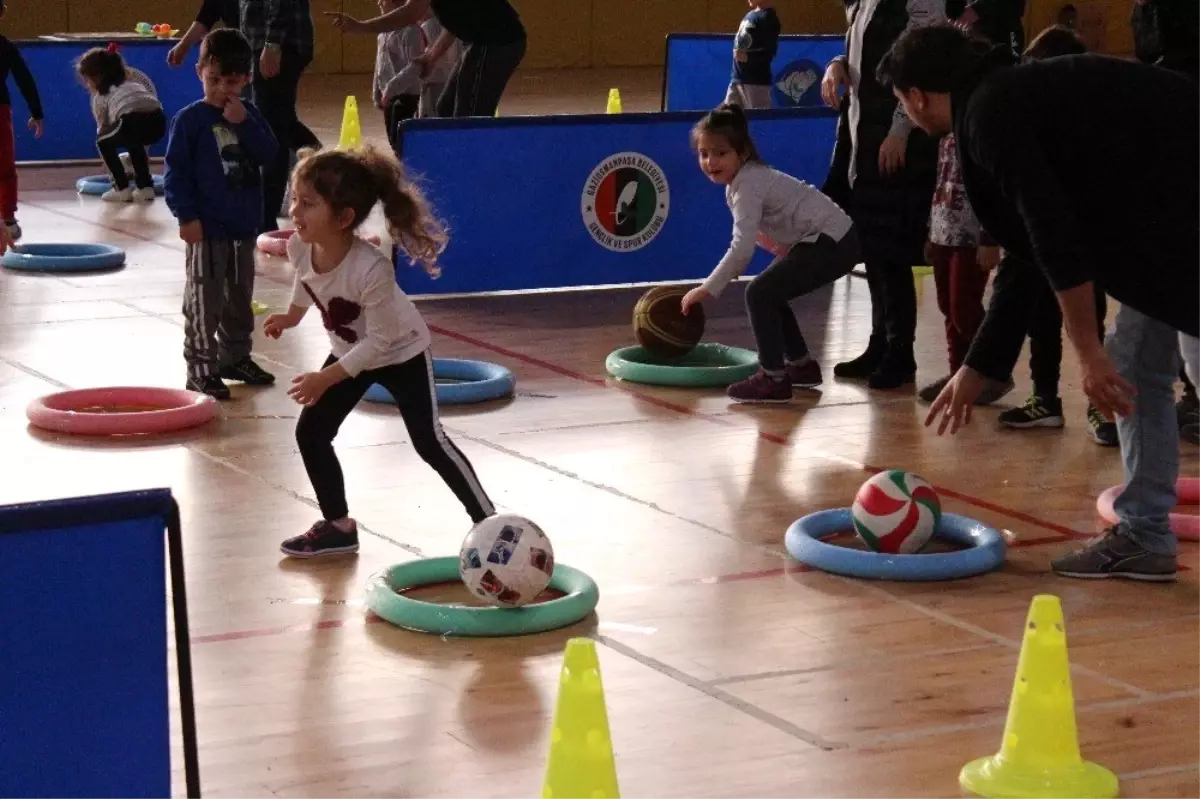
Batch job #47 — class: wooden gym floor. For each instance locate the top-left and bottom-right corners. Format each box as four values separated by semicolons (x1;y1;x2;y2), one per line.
1;70;1197;797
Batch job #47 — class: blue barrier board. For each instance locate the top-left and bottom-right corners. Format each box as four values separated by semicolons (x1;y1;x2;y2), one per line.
394;107;837;296
662;33;844;112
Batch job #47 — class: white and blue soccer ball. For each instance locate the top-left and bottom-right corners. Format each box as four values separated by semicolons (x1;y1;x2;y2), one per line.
458;514;555;607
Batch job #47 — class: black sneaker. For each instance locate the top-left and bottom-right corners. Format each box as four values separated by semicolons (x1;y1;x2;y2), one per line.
219;358;276;385
834;343;885;380
186;374;231;400
280;520;360;558
918;374;952;404
867;358;917;390
1051;528;1177;582
998;395;1064;429
1086;405;1119;447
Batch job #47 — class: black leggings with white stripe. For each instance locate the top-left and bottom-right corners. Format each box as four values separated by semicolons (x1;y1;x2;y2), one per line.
296;350;495;523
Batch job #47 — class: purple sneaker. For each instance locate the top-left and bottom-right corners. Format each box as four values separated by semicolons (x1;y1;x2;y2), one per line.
785;359;823;388
728;370;792;403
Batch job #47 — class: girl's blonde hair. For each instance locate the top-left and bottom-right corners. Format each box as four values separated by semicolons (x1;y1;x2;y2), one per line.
292;144;445;277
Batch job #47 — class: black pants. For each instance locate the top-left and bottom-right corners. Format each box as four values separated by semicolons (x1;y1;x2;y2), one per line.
435;38;527;118
250;48;321;230
746;229;862;370
97;109;166;190
863;257;918;366
296;350;495;523
384;94;419;154
1028;277;1108;399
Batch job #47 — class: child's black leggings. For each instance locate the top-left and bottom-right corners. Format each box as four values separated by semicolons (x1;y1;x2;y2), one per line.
96;109;166;190
296;350;495;523
745;228;862;370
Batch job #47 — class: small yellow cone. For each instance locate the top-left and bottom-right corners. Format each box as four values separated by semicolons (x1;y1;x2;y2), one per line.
959;595;1118;799
606;88;622;114
337;96;363;150
542;638;620;799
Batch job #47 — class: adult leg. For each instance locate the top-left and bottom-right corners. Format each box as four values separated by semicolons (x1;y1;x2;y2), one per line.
251;49;319;230
1027;275;1064;400
833;259;887;378
376;351;495;522
1052;304;1180;581
447;39;527;117
867;258;918;389
434;56;463;119
281;356;373;557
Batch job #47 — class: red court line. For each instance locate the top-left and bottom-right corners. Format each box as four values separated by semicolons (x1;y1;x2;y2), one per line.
427;323;1087;544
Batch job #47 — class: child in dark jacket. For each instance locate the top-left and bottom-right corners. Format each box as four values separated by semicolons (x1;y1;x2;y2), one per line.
0;0;44;240
164;28;278;400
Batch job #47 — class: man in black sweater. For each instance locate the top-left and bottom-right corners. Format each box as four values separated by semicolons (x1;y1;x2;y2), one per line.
877;25;1199;582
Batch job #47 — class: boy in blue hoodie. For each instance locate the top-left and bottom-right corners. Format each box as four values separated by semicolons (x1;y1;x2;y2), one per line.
165;27;278;399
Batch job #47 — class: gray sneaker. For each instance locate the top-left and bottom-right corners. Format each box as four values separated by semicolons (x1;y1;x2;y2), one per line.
917;374;952;404
1051;528;1177;582
975;377;1016;406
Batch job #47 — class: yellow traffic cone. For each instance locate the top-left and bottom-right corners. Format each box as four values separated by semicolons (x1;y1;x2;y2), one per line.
542;638;620;799
959;595;1118;799
337;96;363;150
606;88;622;114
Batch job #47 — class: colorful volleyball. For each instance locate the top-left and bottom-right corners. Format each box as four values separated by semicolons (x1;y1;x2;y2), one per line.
851;470;941;554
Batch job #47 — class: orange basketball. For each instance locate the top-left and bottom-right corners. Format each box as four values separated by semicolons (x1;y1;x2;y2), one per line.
633;286;705;358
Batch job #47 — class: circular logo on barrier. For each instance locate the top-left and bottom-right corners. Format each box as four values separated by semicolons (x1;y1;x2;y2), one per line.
581;152;670;252
772;59;823;107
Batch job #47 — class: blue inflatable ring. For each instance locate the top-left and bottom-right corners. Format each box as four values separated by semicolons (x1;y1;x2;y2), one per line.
364;358;515;405
76;174;166;196
1;243;126;273
784;508;1007;581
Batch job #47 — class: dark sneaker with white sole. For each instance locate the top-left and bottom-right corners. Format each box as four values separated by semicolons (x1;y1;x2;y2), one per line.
220;357;276;385
280;520;359;558
727;370;792;403
999;394;1065;429
1051;528;1177;582
918;374;952;404
1086;405;1119;447
186;374;231;400
784;359;822;388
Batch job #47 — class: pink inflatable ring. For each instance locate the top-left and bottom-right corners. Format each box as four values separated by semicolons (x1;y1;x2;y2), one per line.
255;228;382;258
1097;478;1199;542
26;387;218;436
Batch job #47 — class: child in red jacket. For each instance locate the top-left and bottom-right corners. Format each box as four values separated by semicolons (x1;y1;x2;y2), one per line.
0;0;45;241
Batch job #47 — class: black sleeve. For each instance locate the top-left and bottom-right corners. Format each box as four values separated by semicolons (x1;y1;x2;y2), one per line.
962;85;1093;293
2;39;44;120
963;252;1041;381
195;0;235;29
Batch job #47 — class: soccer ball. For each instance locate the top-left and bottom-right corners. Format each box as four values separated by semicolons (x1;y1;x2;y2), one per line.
851;470;941;554
458;514;555;607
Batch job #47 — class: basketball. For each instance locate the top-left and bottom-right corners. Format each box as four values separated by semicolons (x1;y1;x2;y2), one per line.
633;286;705;358
851;470;941;554
458;513;556;607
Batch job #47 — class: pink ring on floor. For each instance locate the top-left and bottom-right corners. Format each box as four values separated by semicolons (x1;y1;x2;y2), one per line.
1096;478;1199;542
26;387;218;436
255;228;383;258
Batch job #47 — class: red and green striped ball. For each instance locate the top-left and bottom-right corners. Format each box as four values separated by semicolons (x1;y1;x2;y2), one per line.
851;470;941;554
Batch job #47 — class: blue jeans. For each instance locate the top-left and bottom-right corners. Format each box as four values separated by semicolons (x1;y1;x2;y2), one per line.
1108;305;1182;555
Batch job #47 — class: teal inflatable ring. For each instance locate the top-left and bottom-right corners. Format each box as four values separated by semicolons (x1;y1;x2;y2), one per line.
364;557;600;637
605;343;760;387
76;174;166;196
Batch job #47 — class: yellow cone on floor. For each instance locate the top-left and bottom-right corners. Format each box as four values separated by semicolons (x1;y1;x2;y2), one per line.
959;594;1118;799
542;638;620;799
337;96;362;150
606;88;622;114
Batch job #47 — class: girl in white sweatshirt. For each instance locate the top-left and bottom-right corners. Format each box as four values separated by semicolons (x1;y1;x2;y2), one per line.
265;144;495;558
682;104;860;403
77;45;165;203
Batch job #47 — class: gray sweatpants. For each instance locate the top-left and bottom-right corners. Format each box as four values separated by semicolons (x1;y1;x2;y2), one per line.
725;82;773;109
182;237;257;378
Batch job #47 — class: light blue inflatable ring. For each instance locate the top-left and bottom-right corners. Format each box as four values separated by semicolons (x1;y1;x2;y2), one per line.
1;243;126;273
784;508;1007;581
76;174;166;196
364;358;515;405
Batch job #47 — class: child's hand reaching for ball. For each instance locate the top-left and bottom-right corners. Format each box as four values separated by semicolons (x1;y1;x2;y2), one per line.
681;286;710;316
